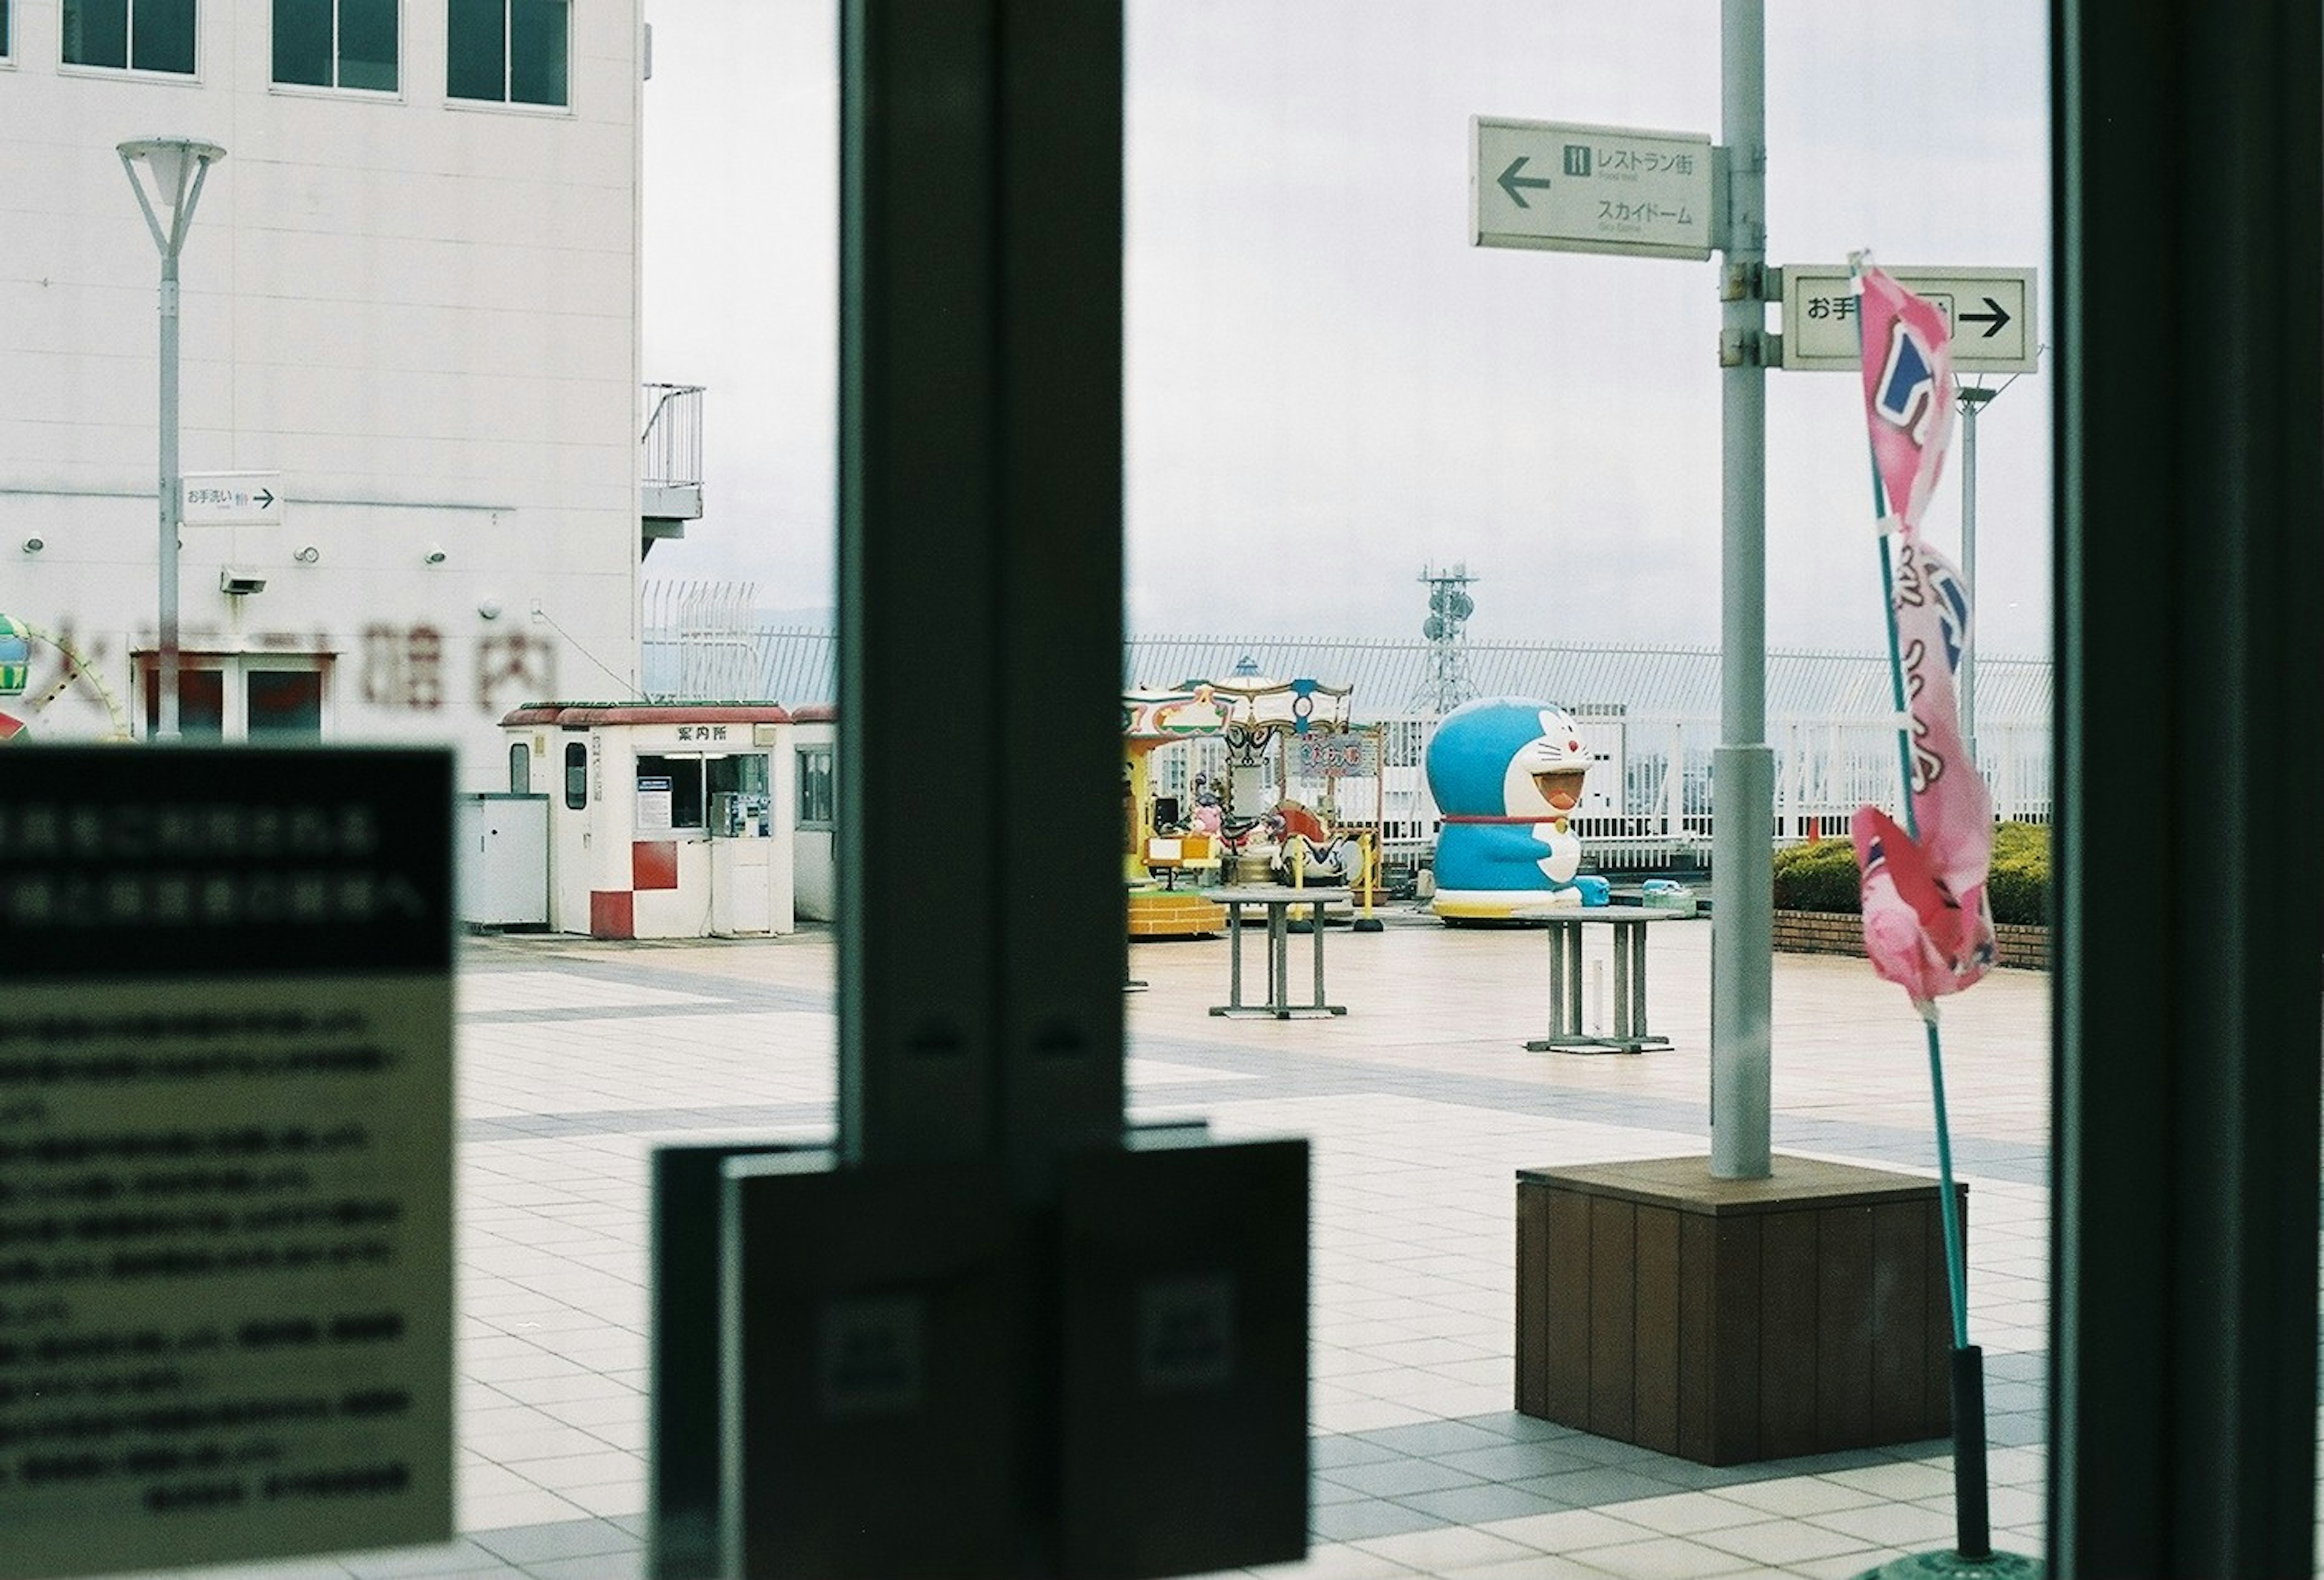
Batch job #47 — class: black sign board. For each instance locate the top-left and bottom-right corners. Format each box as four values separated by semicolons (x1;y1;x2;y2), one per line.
0;747;456;1580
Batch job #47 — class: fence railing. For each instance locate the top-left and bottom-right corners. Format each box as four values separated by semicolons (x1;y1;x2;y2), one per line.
642;384;706;489
640;620;2056;863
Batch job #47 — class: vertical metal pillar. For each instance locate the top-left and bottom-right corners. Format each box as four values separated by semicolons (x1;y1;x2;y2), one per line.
2050;1;2323;1573
837;0;1123;1184
1710;0;1771;1179
1956;385;1992;757
838;0;1004;1170
992;0;1128;1193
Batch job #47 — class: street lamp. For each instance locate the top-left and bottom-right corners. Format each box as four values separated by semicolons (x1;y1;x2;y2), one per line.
119;136;225;741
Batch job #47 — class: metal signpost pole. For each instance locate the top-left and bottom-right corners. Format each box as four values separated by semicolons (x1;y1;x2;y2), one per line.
1957;384;1995;759
1710;0;1773;1179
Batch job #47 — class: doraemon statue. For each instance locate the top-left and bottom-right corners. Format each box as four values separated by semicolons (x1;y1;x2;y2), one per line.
1426;697;1611;920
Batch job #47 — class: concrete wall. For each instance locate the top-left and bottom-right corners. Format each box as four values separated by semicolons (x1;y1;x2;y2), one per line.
0;0;644;788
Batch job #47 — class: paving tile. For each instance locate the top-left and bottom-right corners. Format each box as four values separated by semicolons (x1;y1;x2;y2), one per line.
1516;1465;1693;1509
1309;1500;1448;1544
340;1543;508;1579
1321;1457;1486;1499
1432;1442;1606;1482
467;1520;638;1565
1709;1477;1886;1519
1556;1535;1760;1580
1347;1526;1540;1572
1391;1482;1573;1525
1242;1543;1426;1579
1353;1420;1529;1458
1692;1517;1874;1565
1807;1500;1964;1548
518;1554;645;1580
1593;1491;1771;1538
1310;1435;1414;1470
1475;1508;1661;1553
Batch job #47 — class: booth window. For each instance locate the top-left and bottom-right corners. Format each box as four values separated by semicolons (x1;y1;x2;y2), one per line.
703;753;769;835
63;0;195;73
636;755;704;829
563;742;586;809
2;0;13;61
509;741;531;795
798;746;835;830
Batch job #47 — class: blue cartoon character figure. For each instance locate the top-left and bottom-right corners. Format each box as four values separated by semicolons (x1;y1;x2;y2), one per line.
1426;697;1610;920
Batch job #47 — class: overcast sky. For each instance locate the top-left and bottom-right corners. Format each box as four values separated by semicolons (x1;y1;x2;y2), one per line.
640;1;2052;659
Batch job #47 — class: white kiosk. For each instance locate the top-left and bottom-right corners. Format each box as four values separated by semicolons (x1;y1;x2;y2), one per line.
501;703;809;940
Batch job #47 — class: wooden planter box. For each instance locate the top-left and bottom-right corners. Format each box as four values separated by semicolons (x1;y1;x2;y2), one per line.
1516;1156;1965;1464
1771;908;2050;970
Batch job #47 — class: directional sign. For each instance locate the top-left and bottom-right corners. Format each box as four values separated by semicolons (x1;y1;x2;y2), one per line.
182;469;284;526
1780;266;2039;373
1471;117;1715;261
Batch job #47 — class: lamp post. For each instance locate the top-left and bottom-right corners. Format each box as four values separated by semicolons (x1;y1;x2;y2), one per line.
118;136;225;741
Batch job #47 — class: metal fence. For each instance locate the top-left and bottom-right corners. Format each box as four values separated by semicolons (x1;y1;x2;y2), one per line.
640;605;2053;873
642;383;706;489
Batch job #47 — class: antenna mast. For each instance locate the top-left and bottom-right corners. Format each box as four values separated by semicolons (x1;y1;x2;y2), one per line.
1410;563;1479;713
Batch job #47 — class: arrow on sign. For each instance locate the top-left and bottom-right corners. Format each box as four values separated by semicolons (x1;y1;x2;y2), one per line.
1957;297;2012;339
255;489;276;510
1495;156;1555;209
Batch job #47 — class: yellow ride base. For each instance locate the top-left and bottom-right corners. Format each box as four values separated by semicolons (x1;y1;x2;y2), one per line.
1128;888;1227;939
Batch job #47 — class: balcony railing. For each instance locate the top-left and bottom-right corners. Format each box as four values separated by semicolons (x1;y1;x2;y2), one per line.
642;382;705;490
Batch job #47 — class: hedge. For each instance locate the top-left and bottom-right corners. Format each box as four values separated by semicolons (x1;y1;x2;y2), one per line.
1770;821;2049;927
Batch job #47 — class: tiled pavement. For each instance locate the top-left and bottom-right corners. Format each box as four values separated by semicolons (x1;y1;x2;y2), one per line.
116;911;2066;1580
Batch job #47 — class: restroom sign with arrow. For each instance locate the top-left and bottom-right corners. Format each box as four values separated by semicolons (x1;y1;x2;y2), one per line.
1471;116;1714;261
181;470;286;526
1780;265;2038;373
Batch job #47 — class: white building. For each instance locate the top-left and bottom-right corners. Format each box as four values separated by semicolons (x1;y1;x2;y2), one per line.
0;0;688;787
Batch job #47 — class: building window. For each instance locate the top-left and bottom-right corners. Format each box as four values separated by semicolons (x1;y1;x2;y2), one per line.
2;1;13;61
447;0;565;107
563;742;587;810
62;0;196;74
508;741;531;795
274;0;397;92
797;746;835;830
141;667;226;739
246;670;324;739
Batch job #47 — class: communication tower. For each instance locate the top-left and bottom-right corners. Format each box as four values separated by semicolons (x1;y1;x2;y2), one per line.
1410;563;1479;714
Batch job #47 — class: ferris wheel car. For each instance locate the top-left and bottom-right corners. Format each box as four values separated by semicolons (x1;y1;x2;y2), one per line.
0;615;31;697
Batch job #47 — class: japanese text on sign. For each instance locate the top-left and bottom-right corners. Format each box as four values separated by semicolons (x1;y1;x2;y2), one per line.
0;749;454;1580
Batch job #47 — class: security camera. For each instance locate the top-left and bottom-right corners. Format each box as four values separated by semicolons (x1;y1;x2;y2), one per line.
21;537;42;554
219;569;267;595
477;597;504;620
424;545;448;565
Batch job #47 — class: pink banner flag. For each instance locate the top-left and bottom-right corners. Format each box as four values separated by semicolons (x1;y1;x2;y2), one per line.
1857;265;1957;533
1854;537;1997;1004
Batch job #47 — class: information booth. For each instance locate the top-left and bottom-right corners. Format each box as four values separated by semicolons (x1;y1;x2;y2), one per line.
500;704;801;940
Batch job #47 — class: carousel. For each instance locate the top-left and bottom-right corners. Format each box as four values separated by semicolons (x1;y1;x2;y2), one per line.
1123;674;1365;939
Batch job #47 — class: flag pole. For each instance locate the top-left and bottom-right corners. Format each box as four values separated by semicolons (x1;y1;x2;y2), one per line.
1852;255;1994;1569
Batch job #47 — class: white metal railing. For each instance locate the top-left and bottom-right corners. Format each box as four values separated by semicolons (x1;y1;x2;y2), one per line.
638;614;2057;860
642;383;705;489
